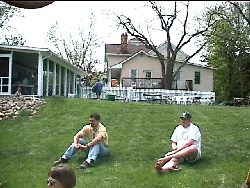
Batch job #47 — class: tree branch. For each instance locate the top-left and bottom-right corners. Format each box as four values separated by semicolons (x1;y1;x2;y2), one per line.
228;1;250;26
117;15;165;62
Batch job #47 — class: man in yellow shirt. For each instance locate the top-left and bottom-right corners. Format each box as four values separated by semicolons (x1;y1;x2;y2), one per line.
54;113;109;169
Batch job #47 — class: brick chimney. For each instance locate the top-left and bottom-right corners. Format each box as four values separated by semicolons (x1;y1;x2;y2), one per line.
120;33;128;53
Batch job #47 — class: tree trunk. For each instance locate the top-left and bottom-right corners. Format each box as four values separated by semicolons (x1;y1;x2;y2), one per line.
164;60;174;89
165;69;174;89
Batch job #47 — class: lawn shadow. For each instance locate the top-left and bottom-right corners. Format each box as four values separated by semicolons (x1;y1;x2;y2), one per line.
182;155;213;170
156;156;212;176
76;152;114;168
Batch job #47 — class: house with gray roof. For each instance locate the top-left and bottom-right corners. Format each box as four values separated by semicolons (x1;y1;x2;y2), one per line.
105;33;214;92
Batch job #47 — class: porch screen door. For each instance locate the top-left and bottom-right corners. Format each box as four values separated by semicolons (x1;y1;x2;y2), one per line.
131;69;137;86
0;54;12;95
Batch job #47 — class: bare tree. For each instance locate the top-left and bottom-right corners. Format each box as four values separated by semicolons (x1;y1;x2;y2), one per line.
47;12;100;73
228;1;250;26
117;1;217;89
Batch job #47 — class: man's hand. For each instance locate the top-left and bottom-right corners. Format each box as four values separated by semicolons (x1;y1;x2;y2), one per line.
78;144;88;151
73;143;80;149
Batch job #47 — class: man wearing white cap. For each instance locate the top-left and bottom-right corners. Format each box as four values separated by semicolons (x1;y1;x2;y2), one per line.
155;112;201;173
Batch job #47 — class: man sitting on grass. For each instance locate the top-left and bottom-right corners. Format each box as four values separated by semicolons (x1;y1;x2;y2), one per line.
54;113;109;169
155;112;201;173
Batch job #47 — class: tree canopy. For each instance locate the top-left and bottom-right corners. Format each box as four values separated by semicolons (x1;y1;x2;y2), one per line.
0;1;26;46
205;1;250;100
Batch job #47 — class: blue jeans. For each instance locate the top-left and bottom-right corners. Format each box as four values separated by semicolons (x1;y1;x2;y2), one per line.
62;138;109;161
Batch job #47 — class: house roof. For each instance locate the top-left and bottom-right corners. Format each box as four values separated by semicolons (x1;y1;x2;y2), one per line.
111;50;149;69
111;49;215;70
0;45;86;76
106;36;214;70
148;41;189;58
105;38;151;55
0;44;49;53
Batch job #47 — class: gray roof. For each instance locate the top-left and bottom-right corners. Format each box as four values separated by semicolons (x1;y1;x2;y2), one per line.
0;45;86;76
105;38;151;55
111;49;215;70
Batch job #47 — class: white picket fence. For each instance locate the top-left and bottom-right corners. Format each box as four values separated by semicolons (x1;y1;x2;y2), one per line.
76;86;215;105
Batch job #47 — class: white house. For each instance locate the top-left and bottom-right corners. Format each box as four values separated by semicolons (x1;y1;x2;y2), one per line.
0;45;86;97
105;33;214;92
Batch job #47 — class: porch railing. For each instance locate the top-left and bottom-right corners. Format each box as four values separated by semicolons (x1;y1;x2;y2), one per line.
122;77;162;89
78;86;215;105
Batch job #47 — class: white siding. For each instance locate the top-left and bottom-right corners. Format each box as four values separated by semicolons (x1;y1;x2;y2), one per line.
107;55;128;68
121;54;161;78
120;54;213;92
174;62;213;91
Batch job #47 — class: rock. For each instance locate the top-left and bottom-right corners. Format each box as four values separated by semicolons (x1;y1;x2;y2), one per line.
0;96;45;120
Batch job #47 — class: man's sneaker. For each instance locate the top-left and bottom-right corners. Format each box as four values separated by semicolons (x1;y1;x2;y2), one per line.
79;159;94;169
53;158;68;166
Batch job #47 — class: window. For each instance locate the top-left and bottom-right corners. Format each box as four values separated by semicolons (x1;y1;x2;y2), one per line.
194;71;200;84
145;71;152;79
131;69;137;82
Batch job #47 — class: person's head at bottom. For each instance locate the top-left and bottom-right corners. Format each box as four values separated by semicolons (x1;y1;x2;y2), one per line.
48;164;76;188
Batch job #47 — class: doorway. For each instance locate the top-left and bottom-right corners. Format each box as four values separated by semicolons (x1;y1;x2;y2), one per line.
0;54;12;95
185;80;193;91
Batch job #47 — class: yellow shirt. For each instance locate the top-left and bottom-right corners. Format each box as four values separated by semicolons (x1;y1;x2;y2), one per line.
80;123;108;146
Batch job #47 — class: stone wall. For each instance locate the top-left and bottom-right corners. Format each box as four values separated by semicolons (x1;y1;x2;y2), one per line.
0;96;46;120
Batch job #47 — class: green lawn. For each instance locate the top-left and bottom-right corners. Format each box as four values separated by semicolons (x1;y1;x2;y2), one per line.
0;98;249;188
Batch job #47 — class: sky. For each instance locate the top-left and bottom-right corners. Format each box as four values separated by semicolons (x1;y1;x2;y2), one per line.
9;1;221;71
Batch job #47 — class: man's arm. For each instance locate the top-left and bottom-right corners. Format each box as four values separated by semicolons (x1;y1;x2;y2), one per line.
73;130;84;147
176;139;194;151
166;139;195;156
87;135;103;147
79;135;104;150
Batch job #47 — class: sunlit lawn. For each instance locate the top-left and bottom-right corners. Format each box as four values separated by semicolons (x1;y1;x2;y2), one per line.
0;97;249;188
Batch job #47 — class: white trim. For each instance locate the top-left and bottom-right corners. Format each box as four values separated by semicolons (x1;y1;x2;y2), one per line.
58;65;61;96
0;44;48;53
108;68;112;87
53;62;56;96
46;59;49;96
73;73;76;95
9;53;13;94
68;70;71;95
38;52;43;96
64;69;67;96
111;63;122;69
106;53;131;56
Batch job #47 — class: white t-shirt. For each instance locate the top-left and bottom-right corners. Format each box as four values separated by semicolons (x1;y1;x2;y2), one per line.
170;123;201;153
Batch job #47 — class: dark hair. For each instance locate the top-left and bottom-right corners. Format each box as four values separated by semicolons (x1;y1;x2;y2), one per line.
48;164;76;188
90;113;101;121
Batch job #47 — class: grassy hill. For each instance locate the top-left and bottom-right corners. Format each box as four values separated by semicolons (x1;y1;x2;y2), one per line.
0;97;249;188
